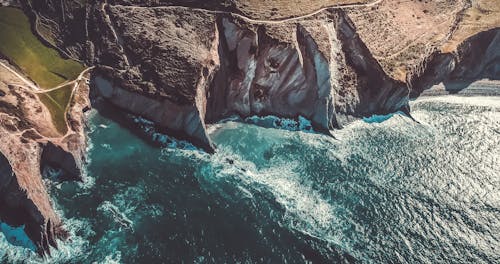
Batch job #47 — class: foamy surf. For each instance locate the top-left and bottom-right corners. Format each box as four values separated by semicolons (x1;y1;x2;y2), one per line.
2;93;499;263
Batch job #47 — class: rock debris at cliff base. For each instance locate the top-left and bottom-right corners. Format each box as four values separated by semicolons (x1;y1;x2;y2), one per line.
0;0;498;256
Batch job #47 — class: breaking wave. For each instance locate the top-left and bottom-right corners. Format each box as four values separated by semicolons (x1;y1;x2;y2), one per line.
1;95;499;263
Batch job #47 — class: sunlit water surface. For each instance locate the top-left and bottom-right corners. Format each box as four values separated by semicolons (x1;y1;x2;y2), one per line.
1;95;499;263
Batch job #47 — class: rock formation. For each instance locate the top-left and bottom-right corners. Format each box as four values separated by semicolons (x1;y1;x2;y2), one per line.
20;0;499;152
0;59;90;256
408;28;500;97
0;0;498;255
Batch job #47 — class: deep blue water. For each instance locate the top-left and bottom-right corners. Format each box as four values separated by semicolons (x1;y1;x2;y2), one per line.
1;95;499;263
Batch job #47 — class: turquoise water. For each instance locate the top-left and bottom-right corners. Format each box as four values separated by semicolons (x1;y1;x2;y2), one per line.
1;95;499;263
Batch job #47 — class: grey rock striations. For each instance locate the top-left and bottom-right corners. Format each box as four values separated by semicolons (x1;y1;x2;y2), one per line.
22;0;418;151
0;0;496;255
408;28;500;97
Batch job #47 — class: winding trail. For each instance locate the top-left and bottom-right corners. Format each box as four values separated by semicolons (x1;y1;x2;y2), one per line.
0;59;93;93
0;60;40;91
35;66;94;93
1;0;385;137
1;59;94;136
110;0;384;25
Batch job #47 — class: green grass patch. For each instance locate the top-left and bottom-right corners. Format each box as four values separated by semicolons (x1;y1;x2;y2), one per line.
38;85;74;134
0;7;84;89
0;7;85;134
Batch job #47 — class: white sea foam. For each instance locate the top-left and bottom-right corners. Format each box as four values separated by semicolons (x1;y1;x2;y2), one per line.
204;140;343;245
131;114;200;151
413;95;500;108
244;115;315;132
98;201;134;231
4;93;498;262
0;235;36;263
0;217;94;264
97;251;122;264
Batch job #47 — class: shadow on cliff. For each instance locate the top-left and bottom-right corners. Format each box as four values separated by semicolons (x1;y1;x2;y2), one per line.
88;74;202;151
409;28;500;98
40;142;84;183
88;97;165;150
0;151;69;256
336;11;410;121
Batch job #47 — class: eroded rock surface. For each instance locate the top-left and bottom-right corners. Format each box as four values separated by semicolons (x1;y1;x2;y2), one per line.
0;60;90;255
18;0;411;150
1;0;498;255
20;0;498;151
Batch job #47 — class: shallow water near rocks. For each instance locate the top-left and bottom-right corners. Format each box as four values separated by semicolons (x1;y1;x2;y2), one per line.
1;95;499;263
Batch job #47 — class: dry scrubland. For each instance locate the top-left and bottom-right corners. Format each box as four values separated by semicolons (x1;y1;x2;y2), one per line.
442;0;500;52
347;0;500;81
231;0;371;19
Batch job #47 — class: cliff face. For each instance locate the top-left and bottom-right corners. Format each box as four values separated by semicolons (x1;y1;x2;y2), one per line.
0;60;90;255
16;0;498;148
409;28;500;97
2;0;498;255
208;12;408;130
21;0;416;151
87;5;220;150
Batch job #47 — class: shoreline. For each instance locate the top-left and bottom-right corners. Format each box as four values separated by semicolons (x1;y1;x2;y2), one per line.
417;79;500;97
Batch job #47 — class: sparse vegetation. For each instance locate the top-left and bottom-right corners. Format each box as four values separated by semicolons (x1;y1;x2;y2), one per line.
0;7;84;134
233;0;371;19
37;85;74;134
0;7;83;89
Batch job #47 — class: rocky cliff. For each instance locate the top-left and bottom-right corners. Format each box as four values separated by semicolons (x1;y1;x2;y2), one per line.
20;0;499;152
20;0;419;152
0;59;90;256
0;0;498;255
408;28;500;97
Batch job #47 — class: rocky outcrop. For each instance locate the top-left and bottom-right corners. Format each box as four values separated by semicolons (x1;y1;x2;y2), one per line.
208;12;408;130
21;0;499;149
408;28;500;97
22;1;412;150
40;141;83;182
86;5;220;151
3;0;497;257
0;60;90;256
207;18;340;131
0;150;67;256
93;75;215;151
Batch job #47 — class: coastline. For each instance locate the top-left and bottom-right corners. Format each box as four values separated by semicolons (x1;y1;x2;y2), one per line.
418;79;500;97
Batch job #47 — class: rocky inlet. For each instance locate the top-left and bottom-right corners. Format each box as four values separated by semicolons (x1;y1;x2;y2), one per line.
0;0;498;257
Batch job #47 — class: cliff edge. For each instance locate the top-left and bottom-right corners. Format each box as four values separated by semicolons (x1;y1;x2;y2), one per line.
0;0;498;255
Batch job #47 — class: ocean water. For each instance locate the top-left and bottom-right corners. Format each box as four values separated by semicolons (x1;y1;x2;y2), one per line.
1;95;499;263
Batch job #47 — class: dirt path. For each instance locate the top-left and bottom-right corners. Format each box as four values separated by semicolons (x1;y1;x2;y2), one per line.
1;59;93;94
1;60;94;137
33;66;94;93
111;0;384;25
0;60;41;91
